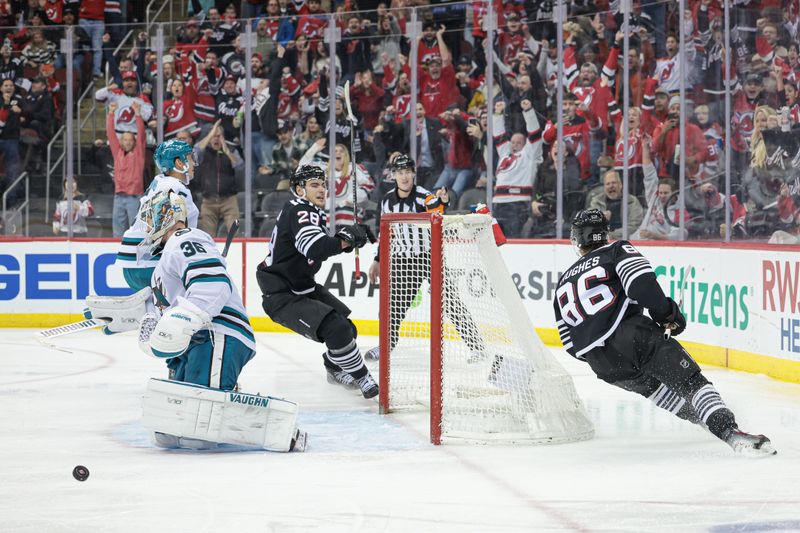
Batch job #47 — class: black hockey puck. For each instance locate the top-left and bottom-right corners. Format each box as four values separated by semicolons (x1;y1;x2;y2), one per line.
72;465;90;482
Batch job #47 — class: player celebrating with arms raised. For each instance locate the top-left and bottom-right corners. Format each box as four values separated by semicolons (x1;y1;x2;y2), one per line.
255;165;379;399
554;209;775;457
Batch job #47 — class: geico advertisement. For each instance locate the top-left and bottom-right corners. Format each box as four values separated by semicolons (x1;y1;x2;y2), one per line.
0;241;130;314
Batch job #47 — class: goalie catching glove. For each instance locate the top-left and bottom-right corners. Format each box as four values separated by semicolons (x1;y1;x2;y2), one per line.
138;297;212;359
336;224;376;252
84;287;154;334
651;297;686;337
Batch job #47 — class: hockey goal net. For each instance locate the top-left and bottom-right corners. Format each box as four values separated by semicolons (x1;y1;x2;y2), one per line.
377;213;594;445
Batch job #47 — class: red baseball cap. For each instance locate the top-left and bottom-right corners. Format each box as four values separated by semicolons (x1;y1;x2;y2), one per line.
122;70;137;81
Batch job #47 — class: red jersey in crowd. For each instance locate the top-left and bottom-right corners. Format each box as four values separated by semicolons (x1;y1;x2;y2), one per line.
79;0;105;21
418;64;457;119
543;115;595;181
164;84;200;139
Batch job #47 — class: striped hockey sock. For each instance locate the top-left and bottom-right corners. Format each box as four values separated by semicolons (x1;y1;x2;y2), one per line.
691;384;736;439
648;383;700;424
327;340;367;379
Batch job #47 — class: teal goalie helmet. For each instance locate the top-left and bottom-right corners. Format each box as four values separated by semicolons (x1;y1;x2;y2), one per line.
139;190;188;249
153;139;195;178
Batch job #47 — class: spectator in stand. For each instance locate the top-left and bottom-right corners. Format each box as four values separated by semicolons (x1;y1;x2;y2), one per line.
314;71;362;158
195;121;243;236
79;0;106;79
216;75;244;150
200;6;238;58
589;169;644;239
543;92;597;186
299;139;374;224
52;177;93;235
432;105;474;201
0;78;22;199
54;7;91;81
164;78;200;140
19;76;54;144
418;26;458;119
299;114;323;145
265;119;307;189
491;99;543;239
651;96;712;181
21;29;57;68
692;104;723;180
0;41;24;91
221;35;246;80
95;70;155;134
398;102;444;190
349;69;385;139
106;100;145;236
630;135;687;241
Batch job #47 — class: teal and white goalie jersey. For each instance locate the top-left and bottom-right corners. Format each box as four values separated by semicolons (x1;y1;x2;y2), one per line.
152;227;255;351
115;174;200;272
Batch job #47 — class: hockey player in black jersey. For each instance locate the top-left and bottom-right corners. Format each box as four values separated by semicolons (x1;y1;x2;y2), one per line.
255;165;379;399
364;154;488;363
554;208;776;457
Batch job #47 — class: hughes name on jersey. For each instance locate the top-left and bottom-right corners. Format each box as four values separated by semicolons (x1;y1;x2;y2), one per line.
259;197;344;293
554;240;672;360
152;227;255;350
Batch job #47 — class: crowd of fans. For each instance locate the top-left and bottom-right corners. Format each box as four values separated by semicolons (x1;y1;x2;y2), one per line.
1;0;800;244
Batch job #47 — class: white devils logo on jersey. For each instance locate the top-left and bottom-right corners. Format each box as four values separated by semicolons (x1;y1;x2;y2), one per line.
563;133;584;157
117;106;136;124
574;87;594;107
733;110;754;139
165;100;185;122
497;152;521;174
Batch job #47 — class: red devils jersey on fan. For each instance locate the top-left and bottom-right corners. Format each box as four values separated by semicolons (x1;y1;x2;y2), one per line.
418;65;457;118
614;132;644;170
164;89;200;139
417;38;441;65
392;94;412;124
43;0;62;23
731;91;760;153
495;30;526;64
543;117;593;180
554;240;670;360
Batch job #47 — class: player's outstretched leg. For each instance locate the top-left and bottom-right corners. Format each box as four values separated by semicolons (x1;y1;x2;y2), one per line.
644;340;776;457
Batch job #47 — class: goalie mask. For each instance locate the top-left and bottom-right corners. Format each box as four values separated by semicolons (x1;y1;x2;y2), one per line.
570;208;609;253
139;190;188;250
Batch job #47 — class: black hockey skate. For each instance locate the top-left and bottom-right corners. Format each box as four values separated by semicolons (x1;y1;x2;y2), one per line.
326;367;359;391
725;429;777;457
356;373;379;399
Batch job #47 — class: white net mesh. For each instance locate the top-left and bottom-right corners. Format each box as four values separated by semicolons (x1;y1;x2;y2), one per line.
383;214;594;444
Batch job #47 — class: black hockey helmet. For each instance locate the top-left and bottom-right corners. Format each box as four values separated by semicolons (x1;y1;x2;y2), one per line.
570;208;609;250
290;164;326;196
390;154;415;174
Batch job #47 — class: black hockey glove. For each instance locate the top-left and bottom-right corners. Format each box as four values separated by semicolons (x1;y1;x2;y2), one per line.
336;224;372;252
652;297;686;337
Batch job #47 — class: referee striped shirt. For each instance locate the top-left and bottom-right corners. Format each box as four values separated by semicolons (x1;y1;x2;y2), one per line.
375;185;441;261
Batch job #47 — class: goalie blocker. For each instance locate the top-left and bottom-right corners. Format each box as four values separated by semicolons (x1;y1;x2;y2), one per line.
142;378;306;452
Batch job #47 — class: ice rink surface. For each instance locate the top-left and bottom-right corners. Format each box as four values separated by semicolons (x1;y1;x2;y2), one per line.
1;328;799;533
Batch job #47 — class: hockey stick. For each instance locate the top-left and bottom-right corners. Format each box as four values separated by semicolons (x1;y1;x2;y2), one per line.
222;219;239;258
343;80;361;277
664;264;693;340
36;319;110;352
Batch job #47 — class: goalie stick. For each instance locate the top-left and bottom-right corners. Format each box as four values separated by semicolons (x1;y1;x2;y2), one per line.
343;80;361;277
36;223;240;349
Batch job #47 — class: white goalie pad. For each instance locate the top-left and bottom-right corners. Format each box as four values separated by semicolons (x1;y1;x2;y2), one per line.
85;287;153;333
142;379;300;452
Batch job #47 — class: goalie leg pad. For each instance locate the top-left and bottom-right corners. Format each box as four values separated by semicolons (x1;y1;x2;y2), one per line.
85;287;153;334
142;378;301;452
